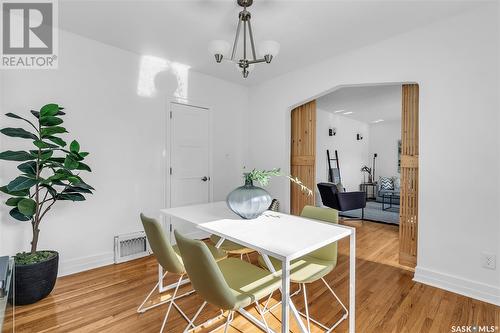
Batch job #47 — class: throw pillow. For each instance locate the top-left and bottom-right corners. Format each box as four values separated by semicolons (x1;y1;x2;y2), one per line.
393;177;401;191
379;177;394;190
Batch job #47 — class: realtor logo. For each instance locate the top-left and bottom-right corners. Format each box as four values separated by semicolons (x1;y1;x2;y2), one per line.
1;0;58;68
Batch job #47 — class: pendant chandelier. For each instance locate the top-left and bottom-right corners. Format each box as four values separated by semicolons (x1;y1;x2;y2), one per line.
209;0;280;78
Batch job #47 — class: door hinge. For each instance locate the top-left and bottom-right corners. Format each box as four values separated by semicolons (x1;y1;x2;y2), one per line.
169;167;172;175
170;111;172;119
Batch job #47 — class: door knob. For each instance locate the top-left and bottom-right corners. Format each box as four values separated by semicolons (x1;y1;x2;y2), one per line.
201;176;209;182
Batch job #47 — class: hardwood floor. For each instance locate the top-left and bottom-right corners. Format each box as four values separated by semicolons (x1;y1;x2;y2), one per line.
3;220;499;332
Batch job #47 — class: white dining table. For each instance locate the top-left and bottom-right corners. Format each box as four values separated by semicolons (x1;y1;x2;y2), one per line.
160;201;355;333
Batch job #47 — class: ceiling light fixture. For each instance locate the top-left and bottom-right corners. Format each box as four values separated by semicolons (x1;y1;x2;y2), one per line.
372;119;385;123
333;110;345;113
209;0;280;78
343;111;354;115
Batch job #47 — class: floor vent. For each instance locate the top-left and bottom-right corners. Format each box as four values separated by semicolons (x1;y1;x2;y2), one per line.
114;232;150;264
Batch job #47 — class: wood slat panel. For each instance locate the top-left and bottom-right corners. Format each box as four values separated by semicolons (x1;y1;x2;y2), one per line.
290;100;316;215
399;84;419;267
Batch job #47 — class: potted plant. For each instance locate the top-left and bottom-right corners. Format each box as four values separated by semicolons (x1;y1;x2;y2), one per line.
226;168;312;219
0;103;93;305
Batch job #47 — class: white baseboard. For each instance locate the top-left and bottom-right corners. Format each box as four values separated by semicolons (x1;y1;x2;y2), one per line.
414;266;500;306
58;252;114;277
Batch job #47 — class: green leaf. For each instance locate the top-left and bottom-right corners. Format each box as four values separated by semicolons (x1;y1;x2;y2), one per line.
69;140;80;153
79;152;89;158
40;116;63;126
5;113;37;129
64;155;78;169
33;140;58;149
46;136;66;147
0;185;29;196
17;161;37;175
48;157;65;163
17;198;36;216
30;150;53;160
6;197;24;206
40;104;60;117
73;182;95;191
9;208;31;221
0;150;34;161
0;128;38;140
41;185;57;198
7;176;38;191
40;126;67;138
63;186;92;194
76;162;92;172
57;193;85;201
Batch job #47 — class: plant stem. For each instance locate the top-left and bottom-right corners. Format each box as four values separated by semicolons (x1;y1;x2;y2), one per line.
31;122;42;254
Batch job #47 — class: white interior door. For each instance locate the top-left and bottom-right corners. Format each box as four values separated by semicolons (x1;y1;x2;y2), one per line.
169;102;211;238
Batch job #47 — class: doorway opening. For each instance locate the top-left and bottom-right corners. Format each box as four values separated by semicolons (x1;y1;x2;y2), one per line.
290;83;419;268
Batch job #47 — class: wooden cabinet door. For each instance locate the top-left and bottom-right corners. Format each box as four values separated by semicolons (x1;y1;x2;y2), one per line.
399;84;419;267
290;100;316;215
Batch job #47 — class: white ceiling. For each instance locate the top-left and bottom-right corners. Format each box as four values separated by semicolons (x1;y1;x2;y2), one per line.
59;1;484;85
317;84;402;124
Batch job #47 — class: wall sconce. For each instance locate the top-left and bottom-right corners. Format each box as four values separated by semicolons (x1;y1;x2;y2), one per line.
329;128;336;136
357;133;363;140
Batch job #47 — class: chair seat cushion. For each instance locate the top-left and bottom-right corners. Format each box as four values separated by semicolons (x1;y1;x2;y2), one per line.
217;258;282;309
173;242;227;266
257;255;334;284
210;235;255;255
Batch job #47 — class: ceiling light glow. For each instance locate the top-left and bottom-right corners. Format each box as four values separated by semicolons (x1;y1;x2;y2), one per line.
343;111;353;115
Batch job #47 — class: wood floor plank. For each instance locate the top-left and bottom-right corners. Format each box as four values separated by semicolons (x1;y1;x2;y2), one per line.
3;220;499;332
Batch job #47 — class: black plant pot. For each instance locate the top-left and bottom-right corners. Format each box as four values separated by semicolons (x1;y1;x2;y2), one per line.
8;251;59;305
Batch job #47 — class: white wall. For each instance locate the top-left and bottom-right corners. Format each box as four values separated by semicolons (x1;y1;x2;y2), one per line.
248;5;499;305
316;109;370;193
369;120;401;179
0;30;249;275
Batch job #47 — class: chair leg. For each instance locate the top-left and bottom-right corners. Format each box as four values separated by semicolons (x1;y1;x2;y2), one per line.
292;279;348;332
183;301;207;333
160;275;184;333
302;284;311;333
223;311;233;333
321;277;348;332
137;271;169;313
245;253;252;263
255;301;271;333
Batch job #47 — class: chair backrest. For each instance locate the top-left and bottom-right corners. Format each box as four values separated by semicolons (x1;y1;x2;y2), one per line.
317;182;341;210
300;205;338;264
174;230;237;310
140;214;185;275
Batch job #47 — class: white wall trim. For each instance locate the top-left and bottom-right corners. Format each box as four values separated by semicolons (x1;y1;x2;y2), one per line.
58;252;114;277
414;266;500;306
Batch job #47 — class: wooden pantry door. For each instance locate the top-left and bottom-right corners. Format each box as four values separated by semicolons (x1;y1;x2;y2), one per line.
290;100;316;216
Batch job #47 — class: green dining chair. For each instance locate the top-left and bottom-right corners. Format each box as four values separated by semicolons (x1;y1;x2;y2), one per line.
210;235;255;262
258;205;348;333
138;214;227;333
175;230;282;333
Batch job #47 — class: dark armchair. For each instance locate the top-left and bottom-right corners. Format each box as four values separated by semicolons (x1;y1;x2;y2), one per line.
317;183;367;220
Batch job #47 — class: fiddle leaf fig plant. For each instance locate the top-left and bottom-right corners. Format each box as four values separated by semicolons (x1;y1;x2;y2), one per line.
0;103;94;254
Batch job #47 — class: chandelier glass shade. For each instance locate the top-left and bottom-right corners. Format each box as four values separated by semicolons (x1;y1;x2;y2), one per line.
209;0;280;78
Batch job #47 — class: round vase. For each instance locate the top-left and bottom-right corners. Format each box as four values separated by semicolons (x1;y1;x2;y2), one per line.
226;179;272;219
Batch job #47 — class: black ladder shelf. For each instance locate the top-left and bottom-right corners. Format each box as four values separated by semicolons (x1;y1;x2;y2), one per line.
327;149;341;184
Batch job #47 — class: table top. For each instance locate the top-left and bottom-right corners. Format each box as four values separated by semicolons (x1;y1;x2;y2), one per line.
161;201;353;261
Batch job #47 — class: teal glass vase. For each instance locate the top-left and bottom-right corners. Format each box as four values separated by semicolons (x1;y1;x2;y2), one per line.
226;178;272;219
